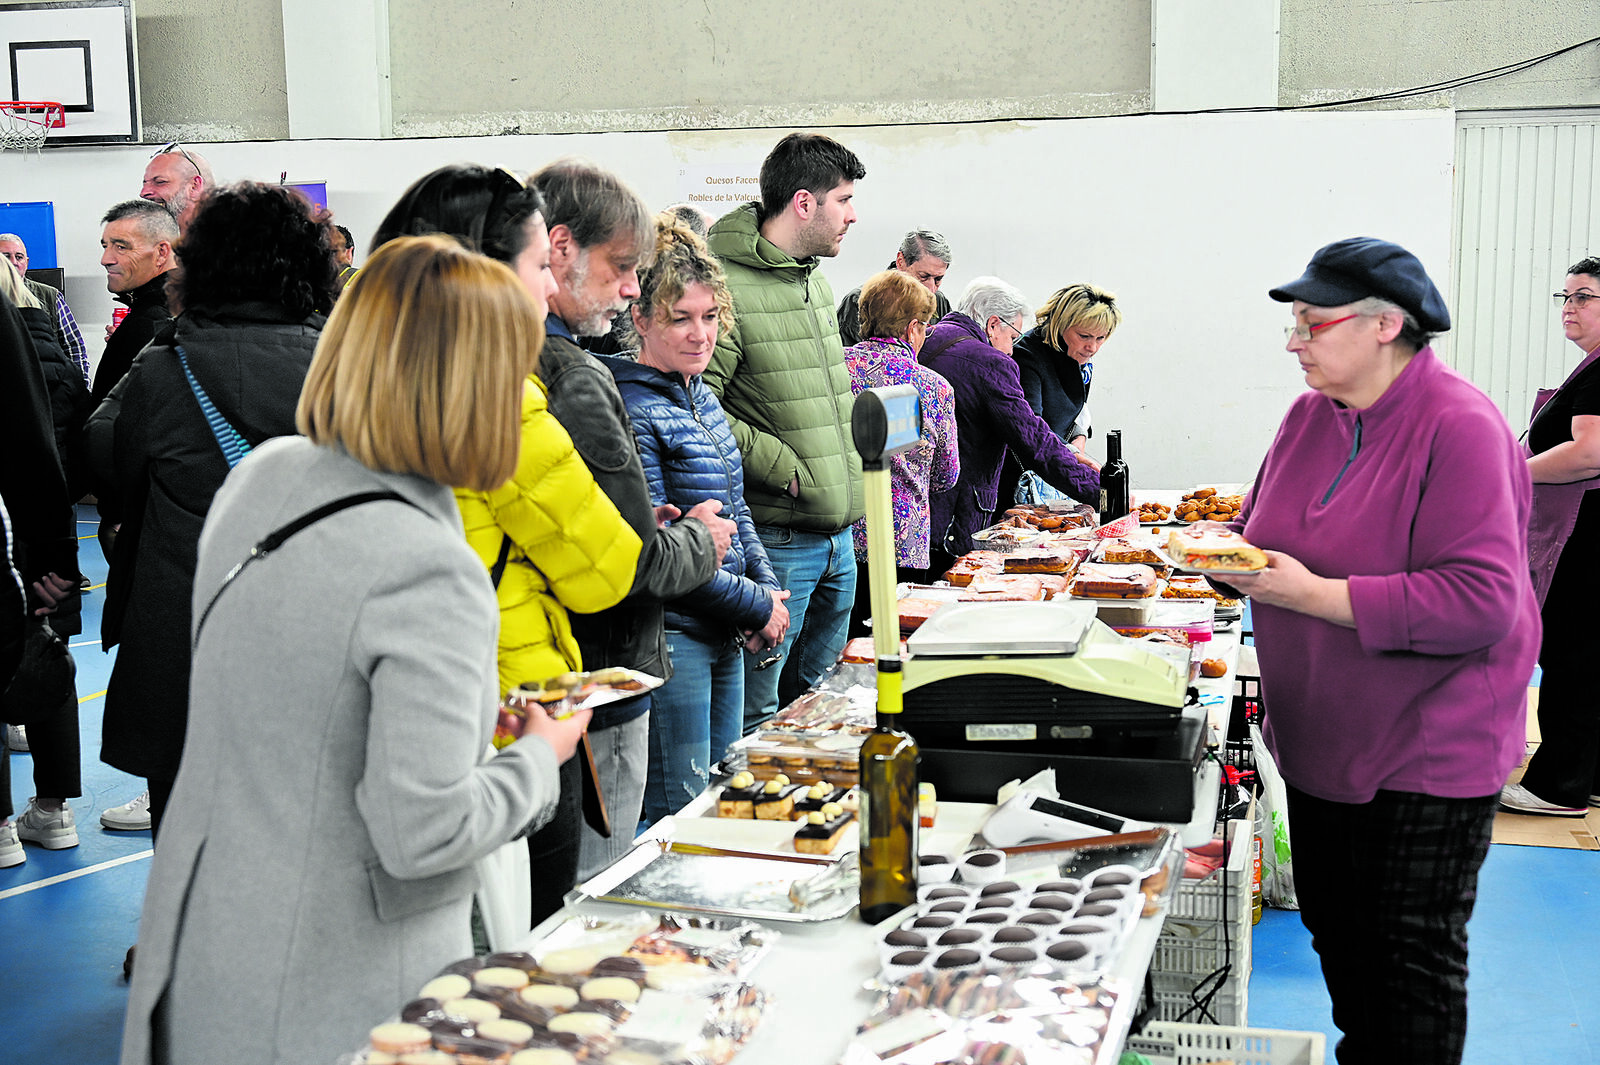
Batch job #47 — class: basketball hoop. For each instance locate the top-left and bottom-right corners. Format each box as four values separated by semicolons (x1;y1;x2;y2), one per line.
0;101;65;152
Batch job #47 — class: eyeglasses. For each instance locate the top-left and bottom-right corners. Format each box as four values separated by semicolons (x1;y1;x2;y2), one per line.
152;141;201;179
1553;292;1599;309
1284;313;1359;342
991;317;1023;342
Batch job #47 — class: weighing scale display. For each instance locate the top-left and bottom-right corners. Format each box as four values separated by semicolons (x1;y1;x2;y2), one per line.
852;384;921;465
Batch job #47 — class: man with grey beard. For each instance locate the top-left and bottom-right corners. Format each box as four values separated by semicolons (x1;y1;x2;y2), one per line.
527;159;734;894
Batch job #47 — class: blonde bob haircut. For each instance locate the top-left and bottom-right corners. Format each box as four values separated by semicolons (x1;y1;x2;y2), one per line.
0;257;40;310
858;269;935;342
1036;282;1121;350
296;234;541;491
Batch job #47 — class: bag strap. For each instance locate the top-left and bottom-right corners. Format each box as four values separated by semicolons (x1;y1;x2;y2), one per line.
193;490;417;646
488;534;513;589
919;328;963;363
176;344;253;468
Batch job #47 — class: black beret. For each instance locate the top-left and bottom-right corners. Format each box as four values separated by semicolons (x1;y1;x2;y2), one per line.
1269;237;1450;333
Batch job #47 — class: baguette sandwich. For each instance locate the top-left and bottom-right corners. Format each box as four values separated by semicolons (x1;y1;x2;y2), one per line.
1166;526;1267;572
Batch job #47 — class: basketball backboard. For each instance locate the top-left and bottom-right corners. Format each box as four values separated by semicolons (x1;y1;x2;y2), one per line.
0;0;137;144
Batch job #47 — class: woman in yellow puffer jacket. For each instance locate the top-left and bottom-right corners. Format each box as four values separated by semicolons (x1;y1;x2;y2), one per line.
458;375;641;695
374;165;641;695
372;166;642;928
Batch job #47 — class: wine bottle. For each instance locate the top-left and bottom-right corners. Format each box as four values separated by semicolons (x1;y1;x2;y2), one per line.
1098;429;1130;525
859;667;920;923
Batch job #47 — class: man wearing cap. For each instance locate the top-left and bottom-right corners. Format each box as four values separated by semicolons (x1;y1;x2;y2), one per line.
1220;237;1539;1065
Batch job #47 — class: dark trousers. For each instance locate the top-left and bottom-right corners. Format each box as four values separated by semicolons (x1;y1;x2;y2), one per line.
526;755;581;928
0;657;82;819
848;561;928;639
148;775;176;842
1286;785;1497;1065
1522;542;1600;806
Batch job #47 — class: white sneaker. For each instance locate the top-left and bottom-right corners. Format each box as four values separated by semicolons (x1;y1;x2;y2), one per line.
0;821;23;867
15;798;79;849
5;725;26;752
101;790;152;831
1498;783;1587;818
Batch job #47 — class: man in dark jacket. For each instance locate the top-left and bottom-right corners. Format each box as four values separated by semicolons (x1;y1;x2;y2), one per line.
836;229;954;347
93;200;177;403
704;132;867;729
531;159;734;884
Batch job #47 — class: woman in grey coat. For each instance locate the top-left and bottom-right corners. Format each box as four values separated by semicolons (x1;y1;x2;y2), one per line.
120;237;590;1065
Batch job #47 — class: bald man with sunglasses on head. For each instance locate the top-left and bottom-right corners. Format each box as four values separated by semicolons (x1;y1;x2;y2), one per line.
141;143;214;230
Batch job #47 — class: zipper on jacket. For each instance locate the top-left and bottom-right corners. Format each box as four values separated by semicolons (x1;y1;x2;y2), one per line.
1320;415;1362;505
683;380;741;509
802;260;853;517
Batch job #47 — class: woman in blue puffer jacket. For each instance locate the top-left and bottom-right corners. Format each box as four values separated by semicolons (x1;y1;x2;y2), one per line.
604;218;790;825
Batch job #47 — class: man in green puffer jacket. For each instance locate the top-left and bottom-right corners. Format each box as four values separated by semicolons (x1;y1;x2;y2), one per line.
704;132;867;730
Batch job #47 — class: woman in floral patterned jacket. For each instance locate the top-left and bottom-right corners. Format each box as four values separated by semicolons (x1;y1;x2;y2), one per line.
843;269;959;635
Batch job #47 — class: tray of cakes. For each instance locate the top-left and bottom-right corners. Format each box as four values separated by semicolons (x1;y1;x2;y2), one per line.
1161;573;1244;619
1065;562;1165;603
652;778;862;860
350;910;774;1065
728;733;862;787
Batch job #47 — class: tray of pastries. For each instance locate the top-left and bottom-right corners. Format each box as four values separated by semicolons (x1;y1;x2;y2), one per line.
1173;486;1244;524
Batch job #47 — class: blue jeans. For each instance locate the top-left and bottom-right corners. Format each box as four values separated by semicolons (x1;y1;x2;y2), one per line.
576;707;650;881
744;525;857;732
641;631;744;827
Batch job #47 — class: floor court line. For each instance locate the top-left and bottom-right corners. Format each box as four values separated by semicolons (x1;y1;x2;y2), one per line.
79;688;107;703
0;849;153;900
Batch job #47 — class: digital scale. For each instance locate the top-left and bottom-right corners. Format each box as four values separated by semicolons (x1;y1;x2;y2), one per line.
854;387;1206;825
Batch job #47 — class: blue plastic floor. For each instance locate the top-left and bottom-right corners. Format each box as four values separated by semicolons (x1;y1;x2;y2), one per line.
2;506;1596;1063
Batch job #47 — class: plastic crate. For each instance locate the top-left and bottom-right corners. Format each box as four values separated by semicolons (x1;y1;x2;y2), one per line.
1125;1021;1325;1065
1153;820;1252;979
1149;966;1248;1026
1224;671;1263;779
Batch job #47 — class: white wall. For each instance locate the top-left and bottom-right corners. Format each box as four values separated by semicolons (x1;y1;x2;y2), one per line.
2;107;1455;486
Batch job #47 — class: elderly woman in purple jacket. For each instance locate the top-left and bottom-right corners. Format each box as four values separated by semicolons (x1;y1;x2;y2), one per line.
1224;238;1539;1065
604;219;790;825
920;277;1099;574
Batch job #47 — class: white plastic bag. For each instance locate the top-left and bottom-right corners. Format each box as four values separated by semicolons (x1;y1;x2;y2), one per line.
1249;722;1298;910
473;743;534;950
474;836;533;951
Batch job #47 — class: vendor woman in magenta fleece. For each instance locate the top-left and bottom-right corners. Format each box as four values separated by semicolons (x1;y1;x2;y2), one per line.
1220;237;1539;1065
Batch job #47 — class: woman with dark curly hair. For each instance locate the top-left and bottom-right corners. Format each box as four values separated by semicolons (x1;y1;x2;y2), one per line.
86;181;336;842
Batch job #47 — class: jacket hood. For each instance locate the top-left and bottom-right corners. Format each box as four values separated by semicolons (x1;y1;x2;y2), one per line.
603;353;701;404
707;203;814;275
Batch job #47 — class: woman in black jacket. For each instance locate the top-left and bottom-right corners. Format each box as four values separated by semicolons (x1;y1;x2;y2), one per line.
86;182;337;839
1005;283;1122;503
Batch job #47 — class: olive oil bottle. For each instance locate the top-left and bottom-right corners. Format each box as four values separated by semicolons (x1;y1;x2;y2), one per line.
859;662;920;924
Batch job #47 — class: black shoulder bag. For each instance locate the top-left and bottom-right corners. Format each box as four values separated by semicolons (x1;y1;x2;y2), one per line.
193;491;416;646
